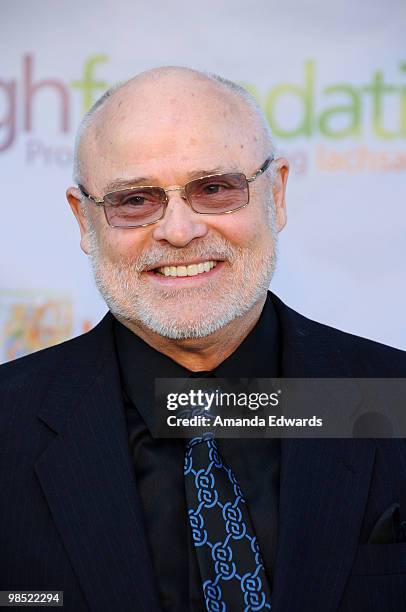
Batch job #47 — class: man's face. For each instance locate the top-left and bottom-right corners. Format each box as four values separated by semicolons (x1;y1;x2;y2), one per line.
68;78;288;339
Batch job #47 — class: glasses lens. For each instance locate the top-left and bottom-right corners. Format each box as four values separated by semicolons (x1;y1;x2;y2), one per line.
186;173;248;214
104;187;165;227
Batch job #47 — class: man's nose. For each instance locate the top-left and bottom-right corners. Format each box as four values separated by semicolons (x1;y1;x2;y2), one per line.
151;191;208;246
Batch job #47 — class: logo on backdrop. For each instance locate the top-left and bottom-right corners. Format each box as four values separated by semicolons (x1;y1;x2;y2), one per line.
0;290;92;364
1;54;405;174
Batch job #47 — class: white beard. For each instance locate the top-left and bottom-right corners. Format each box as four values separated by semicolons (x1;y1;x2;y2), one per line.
86;202;278;340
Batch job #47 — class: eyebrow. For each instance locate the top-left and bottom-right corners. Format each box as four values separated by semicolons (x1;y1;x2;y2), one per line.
104;166;240;192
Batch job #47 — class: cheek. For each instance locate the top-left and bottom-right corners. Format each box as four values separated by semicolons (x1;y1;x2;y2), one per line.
96;226;151;262
211;204;270;249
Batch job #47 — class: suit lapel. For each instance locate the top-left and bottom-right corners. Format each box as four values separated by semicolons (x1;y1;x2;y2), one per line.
35;314;161;612
271;295;376;612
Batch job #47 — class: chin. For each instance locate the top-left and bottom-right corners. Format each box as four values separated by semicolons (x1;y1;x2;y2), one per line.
136;299;255;340
138;313;228;340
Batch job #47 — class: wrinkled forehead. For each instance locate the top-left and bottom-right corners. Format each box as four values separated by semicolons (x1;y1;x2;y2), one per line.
79;78;266;189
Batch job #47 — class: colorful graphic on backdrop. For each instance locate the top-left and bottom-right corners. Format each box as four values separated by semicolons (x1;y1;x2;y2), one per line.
0;291;91;363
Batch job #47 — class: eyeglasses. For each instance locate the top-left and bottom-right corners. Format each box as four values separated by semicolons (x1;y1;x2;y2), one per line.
78;156;274;229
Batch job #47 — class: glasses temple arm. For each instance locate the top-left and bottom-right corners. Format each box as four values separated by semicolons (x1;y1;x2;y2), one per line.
77;185;104;205
246;155;275;183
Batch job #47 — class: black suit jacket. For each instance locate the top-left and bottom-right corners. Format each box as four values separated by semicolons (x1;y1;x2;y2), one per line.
1;293;406;612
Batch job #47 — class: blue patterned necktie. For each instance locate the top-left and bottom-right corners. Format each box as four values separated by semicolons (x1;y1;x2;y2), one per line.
184;431;272;611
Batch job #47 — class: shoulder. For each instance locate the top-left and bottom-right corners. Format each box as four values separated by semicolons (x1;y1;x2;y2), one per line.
270;292;406;376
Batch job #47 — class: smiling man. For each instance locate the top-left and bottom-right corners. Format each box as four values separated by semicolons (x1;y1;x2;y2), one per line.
68;67;287;369
1;67;406;612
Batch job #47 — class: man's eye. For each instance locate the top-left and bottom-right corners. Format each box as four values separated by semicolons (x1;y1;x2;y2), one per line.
202;183;225;195
124;196;145;206
121;194;151;207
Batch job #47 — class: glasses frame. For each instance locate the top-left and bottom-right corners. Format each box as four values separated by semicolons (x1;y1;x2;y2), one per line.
78;155;274;229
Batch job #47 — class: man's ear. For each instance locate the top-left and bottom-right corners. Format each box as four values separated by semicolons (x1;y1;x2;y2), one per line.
272;157;289;232
66;187;91;254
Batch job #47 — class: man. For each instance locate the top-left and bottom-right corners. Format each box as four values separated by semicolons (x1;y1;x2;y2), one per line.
1;67;406;612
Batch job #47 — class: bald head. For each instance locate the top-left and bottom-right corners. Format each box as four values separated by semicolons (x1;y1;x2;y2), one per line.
73;66;274;187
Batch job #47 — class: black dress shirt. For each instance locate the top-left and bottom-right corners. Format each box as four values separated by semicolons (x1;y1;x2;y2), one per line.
113;293;281;611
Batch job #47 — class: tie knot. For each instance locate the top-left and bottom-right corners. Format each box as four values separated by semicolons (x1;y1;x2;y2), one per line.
179;375;218;435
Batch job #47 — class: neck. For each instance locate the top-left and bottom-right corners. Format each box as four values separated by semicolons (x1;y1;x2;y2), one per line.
115;295;267;371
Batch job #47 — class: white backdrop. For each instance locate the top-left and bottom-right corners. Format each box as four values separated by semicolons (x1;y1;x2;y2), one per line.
1;0;405;362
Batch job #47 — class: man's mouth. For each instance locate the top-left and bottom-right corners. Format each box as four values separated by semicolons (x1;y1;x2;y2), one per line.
152;260;219;278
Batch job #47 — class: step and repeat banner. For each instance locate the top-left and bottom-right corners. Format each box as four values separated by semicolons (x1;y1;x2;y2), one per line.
1;0;405;361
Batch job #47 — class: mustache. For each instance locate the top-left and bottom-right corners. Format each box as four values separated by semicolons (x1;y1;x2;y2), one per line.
128;237;242;272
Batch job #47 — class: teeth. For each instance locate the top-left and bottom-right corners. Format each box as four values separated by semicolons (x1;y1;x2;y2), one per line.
187;264;198;276
155;260;218;277
177;266;187;277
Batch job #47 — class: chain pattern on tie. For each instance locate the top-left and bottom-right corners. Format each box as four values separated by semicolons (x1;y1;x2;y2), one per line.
184;433;272;611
